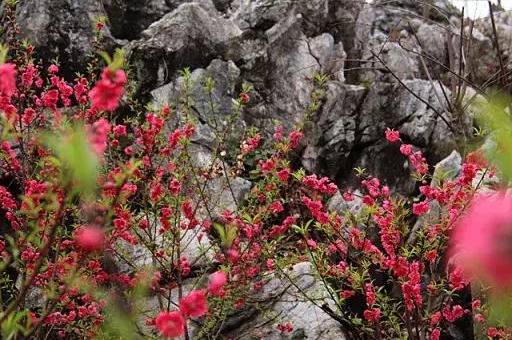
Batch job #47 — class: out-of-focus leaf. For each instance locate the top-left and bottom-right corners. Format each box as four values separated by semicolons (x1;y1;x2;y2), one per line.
45;125;98;198
99;303;139;340
97;48;125;72
476;93;512;180
213;222;237;248
1;311;28;340
488;294;512;326
0;44;8;65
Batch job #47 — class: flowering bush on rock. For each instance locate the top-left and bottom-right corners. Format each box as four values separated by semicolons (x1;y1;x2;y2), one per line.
0;8;511;340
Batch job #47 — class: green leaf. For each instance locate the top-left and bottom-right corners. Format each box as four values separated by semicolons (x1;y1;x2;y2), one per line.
45;125;98;199
1;311;28;340
488;293;512;326
0;44;8;65
97;48;125;72
213;222;237;248
477;93;512;180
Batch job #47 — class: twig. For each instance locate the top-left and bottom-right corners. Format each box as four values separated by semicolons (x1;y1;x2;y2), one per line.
488;1;506;88
368;48;456;134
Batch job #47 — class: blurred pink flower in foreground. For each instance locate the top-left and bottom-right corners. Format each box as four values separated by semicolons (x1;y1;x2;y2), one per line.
450;192;512;289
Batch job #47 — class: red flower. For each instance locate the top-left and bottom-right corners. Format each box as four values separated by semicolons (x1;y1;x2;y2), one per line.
179;290;208;318
430;328;441;340
449;266;468;291
400;144;413;156
89;68;127;112
363;308;381;323
239;92;249;104
269;201;284;214
48;64;59;74
277;168;290;182
0;63;17;97
442;304;465;322
155;311;185;338
88;118;111;156
412;201;429;216
74;225;104;252
385;128;400;143
288;130;303;148
113;124;127;136
208;271;228;297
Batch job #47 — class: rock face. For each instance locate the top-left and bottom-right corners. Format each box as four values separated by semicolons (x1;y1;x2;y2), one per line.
12;0;109;77
126;3;242;92
224;262;347;339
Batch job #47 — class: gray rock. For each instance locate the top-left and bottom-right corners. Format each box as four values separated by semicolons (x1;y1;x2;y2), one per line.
230;0;329;36
201;176;252;218
13;0;111;76
224;262;347;339
474;11;512;84
152;59;241;117
360;80;461;157
261;30;346;127
127;3;242;92
151;58;242;149
432;150;462;186
303;78;471;194
102;0;172;40
302;82;366;176
328;190;364;215
120;224;213;273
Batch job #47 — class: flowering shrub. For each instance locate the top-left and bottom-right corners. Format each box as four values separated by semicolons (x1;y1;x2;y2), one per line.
0;8;510;340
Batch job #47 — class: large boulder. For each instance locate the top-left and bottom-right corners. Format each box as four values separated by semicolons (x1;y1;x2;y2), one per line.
12;0;112;77
303;79;471;194
223;262;347;339
102;0;172;40
126;3;242;93
230;0;330;36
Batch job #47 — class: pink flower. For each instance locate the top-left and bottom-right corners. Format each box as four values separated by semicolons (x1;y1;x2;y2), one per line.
400;144;413;156
155;311;185;338
277;168;290;182
343;191;354;201
269;201;284;214
42;89;59;108
385;128;400;143
288;130;303;148
450;192;512;288
442;304;465;322
363;308;381;323
430;311;442;326
306;239;317;249
259;158;276;173
449;266;468;291
48;64;59;74
113;124;127;136
208;271;228;297
179;290;208;318
412;201;429;216
0;63;17;97
430;328;441;340
74;225;104;252
364;283;376;305
89;68;127;112
88;118;111;156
